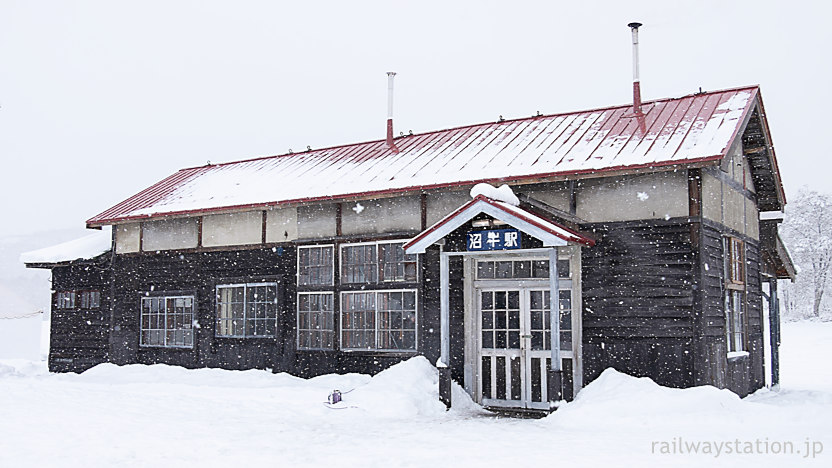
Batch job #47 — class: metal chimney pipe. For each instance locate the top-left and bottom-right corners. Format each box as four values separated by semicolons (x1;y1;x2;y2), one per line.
628;22;643;115
386;72;399;152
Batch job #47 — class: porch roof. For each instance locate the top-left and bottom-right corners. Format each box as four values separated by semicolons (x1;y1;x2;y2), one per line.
403;195;595;254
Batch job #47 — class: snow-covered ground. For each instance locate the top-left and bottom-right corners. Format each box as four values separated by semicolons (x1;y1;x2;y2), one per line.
1;323;830;467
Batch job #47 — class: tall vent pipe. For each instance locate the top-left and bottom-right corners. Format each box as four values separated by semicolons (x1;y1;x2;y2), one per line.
628;22;643;115
386;71;400;153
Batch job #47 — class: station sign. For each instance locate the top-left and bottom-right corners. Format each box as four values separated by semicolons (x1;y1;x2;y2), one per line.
466;229;522;251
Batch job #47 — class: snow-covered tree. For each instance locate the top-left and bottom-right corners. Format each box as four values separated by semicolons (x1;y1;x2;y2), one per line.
780;188;832;319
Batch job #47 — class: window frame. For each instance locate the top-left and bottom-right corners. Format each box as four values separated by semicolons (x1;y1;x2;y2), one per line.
215;282;279;339
340;289;418;352
723;236;747;353
54;291;76;309
139;293;196;349
297;244;335;287
339;240;419;285
54;290;101;310
296;291;336;351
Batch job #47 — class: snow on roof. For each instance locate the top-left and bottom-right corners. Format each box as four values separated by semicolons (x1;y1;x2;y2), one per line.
470;183;520;206
20;228;111;266
87;87;759;227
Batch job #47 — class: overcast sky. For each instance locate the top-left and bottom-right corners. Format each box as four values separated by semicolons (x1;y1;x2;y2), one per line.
2;0;829;238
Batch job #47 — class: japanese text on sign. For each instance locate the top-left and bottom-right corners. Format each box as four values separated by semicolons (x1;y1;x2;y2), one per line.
466;229;522;251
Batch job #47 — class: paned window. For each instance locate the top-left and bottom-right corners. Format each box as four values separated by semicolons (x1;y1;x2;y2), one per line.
723;237;746;352
341;290;417;351
298;246;334;286
341;242;417;284
54;291;76;309
297;292;335;350
379;243;418;282
342;244;378;284
79;291;101;309
216;283;278;338
477;259;570;280
727;290;745;352
141;295;195;348
726;238;745;285
54;290;101;310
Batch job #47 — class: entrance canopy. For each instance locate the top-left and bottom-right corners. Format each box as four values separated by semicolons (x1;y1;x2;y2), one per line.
404;195;594;255
403;194;593;409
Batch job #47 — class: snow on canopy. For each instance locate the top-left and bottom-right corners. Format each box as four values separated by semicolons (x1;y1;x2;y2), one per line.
470;183;520;206
87;87;758;227
20;228;111;265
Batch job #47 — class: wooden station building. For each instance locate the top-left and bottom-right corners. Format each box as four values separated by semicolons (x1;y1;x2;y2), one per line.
25;83;794;412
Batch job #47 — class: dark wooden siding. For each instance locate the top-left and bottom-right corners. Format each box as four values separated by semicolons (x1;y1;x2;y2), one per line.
109;248;293;371
49;260;111;373
700;220;765;396
581;219;696;389
108;241;445;378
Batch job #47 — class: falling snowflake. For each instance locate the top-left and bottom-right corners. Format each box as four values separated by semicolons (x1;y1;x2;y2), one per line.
637;192;649;201
352;203;364;214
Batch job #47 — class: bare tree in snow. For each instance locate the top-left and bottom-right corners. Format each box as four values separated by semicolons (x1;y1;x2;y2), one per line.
780;188;832;318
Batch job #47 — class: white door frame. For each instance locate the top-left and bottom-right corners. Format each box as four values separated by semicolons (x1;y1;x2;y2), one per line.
463;246;583;408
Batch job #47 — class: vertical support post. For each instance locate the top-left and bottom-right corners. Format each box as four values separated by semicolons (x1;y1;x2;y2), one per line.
769;278;780;387
548;247;563;403
439;249;452;408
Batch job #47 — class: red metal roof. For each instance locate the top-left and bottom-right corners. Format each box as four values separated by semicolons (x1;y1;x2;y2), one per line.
88;86;763;227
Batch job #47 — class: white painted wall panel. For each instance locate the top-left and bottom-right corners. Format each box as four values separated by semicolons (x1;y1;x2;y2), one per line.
341;196;421;235
702;173;723;224
298;204;337;239
426;190;470;226
142;218;198;251
266;207;298;243
202;211;262;247
576;172;689;222
115;223;140;254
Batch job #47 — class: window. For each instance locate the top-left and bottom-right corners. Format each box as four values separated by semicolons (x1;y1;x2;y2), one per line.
341;290;417;351
298;245;334;286
54;290;100;309
216;283;277;338
55;291;76;309
297;292;334;350
79;291;101;309
379;243;418;282
726;238;745;285
727;290;744;352
140;295;195;348
723;237;745;352
476;259;570;280
297;240;419;352
342;244;378;283
341;241;417;284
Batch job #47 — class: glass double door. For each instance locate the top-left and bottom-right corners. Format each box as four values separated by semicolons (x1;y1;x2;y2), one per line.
478;287;554;410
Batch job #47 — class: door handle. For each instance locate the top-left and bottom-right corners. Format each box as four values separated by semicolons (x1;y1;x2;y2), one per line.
521;334;532;339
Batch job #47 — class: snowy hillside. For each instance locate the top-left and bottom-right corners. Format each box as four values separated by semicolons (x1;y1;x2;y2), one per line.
1;322;829;467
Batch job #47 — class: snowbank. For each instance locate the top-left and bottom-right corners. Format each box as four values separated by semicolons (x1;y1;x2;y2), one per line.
1;323;831;467
470;183;520;205
19;227;111;264
545;368;748;429
2;356;479;420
